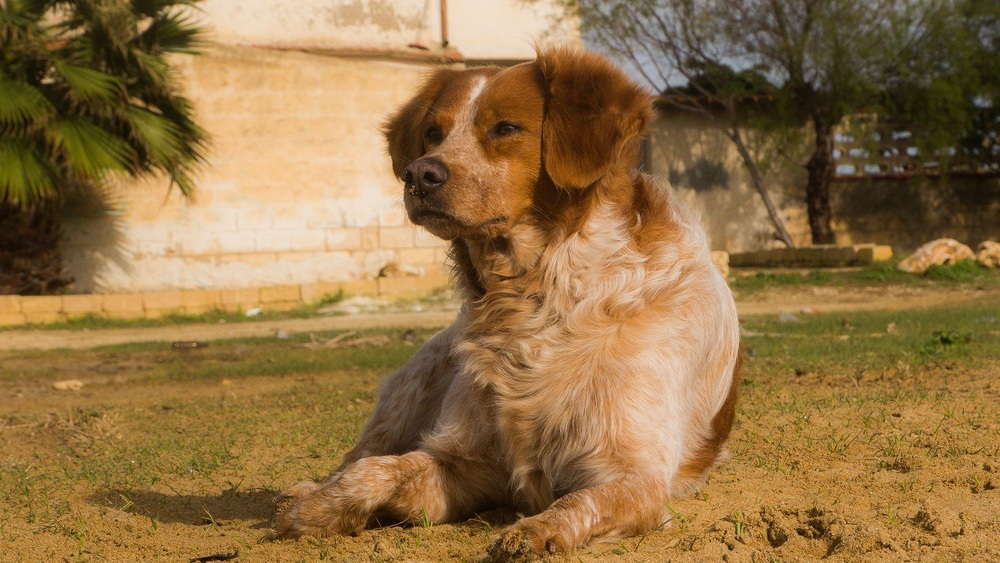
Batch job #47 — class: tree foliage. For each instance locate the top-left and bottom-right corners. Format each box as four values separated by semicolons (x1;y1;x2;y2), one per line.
562;0;998;245
0;0;208;208
0;0;207;294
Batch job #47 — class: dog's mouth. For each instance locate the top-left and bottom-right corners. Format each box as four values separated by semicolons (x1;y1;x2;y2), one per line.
409;207;508;236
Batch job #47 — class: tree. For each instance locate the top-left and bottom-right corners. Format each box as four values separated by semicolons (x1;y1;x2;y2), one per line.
561;0;997;245
0;0;207;294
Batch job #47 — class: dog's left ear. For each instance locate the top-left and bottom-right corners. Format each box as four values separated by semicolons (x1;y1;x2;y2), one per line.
536;48;654;189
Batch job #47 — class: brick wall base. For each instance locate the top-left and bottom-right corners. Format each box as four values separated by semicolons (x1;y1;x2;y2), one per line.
0;274;450;327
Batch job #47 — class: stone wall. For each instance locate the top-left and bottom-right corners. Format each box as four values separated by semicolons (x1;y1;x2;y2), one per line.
648;112;1000;253
60;46;451;294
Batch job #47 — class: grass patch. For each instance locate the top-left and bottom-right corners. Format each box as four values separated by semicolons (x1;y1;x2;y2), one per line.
1;301;998;560
731;256;1000;295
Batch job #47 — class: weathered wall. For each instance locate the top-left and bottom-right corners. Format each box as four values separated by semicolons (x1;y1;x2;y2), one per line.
199;0;571;60
60;47;450;293
55;1;577;294
649;112;1000;253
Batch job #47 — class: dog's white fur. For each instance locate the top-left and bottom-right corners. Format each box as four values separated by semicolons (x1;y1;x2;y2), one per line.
273;47;741;557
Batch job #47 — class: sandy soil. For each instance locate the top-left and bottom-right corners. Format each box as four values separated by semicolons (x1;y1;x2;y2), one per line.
0;286;998;561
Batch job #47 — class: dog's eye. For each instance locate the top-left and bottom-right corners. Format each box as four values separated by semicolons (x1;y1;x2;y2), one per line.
490;121;521;139
425;126;443;143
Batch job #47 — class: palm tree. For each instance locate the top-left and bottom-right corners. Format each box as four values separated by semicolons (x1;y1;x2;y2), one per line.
0;0;207;294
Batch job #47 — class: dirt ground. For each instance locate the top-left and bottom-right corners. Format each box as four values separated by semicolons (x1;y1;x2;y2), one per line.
1;285;998;561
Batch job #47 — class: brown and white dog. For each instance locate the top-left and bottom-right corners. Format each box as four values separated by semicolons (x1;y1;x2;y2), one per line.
273;47;741;558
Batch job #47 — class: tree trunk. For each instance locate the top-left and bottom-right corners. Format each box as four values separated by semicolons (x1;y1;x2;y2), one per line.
728;128;796;248
804;118;836;244
0;200;72;295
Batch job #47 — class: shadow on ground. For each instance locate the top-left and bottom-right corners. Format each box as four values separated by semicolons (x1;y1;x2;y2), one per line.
91;488;277;528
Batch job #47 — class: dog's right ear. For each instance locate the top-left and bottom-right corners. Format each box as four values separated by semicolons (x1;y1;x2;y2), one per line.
383;68;460;179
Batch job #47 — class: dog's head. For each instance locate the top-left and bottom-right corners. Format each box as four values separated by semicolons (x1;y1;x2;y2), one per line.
384;48;653;241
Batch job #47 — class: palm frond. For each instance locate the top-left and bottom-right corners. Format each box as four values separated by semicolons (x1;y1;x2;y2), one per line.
141;9;205;54
53;62;123;106
0;139;56;205
124;103;183;163
45;117;134;177
0;75;55;127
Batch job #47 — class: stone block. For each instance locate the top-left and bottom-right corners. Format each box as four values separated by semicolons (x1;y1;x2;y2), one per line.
378;274;451;296
326;228;363;251
21;296;63;314
301;282;346;303
24;311;65;324
360;227;380;250
62;294;104;315
103;293;144;314
855;245;893;264
220;288;261;311
339;279;379;296
181;290;222;314
264;300;301;312
0;295;22;313
260;284;301;303
398;247;440;266
0;313;27;326
142;291;184;312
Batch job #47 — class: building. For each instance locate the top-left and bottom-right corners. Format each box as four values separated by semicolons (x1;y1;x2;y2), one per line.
61;0;575;294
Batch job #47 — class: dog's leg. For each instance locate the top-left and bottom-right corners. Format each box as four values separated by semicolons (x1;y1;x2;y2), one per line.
488;474;667;557
273;449;503;538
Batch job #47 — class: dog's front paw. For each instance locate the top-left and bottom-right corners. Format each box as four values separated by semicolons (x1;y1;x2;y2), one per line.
487;518;570;561
270;480;369;539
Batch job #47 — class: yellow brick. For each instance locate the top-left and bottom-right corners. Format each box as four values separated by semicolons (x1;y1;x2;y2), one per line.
378;274;451;296
398;247;440;266
0;313;27;326
0;295;22;313
338;279;379;296
24;311;65;324
142;291;184;312
379;226;415;249
103;309;147;320
265;300;301;312
326;228;363;251
102;293;144;314
21;296;63;314
301;282;345;303
855;244;893;264
220;287;260;305
260;284;300;303
181;289;222;314
61;294;104;315
360;227;380;250
181;289;221;308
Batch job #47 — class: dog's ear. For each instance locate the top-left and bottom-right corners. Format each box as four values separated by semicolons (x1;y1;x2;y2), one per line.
536;48;654;189
383;68;461;179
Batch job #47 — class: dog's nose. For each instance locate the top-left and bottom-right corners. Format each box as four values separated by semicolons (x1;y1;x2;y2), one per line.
403;159;449;198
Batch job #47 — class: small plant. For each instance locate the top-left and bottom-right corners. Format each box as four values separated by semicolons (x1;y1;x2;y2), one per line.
419;507;432;529
723;512;745;539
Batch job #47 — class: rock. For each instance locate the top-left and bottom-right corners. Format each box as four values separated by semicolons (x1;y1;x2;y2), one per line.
976;240;1000;269
897;238;975;274
710;250;730;277
53;379;84;391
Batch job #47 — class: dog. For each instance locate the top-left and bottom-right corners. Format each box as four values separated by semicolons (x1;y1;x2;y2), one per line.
273;47;741;558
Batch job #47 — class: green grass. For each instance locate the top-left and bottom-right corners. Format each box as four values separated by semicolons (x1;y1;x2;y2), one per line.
740;298;1000;372
1;301;997;560
730;257;1000;294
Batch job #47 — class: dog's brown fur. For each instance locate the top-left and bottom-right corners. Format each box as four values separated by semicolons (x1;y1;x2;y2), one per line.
273;47;741;557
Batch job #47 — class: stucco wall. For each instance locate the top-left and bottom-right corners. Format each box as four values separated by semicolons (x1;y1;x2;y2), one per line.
649;112;1000;253
199;0;570;60
61;47;450;293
